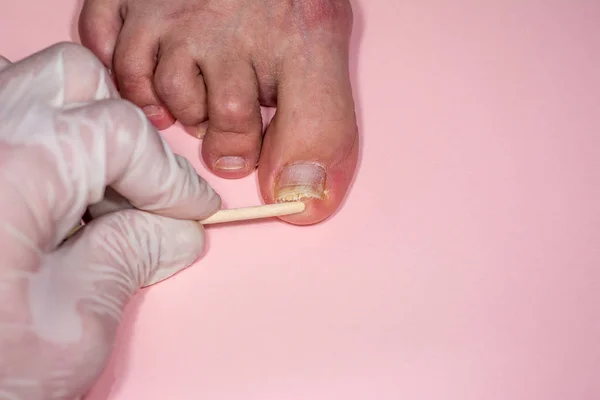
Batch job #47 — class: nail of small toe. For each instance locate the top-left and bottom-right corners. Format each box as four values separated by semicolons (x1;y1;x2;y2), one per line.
275;163;327;202
197;122;208;139
214;156;247;171
142;105;163;117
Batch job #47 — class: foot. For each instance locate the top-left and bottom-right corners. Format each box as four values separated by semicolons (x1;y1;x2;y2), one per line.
78;0;359;225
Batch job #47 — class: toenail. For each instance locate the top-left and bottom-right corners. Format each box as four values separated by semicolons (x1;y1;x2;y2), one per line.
142;105;163;117
275;163;327;202
214;156;247;171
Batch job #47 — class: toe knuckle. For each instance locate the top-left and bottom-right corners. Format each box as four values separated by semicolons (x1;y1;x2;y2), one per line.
115;64;142;82
113;57;149;82
155;71;186;98
172;103;208;126
113;64;152;94
212;95;253;126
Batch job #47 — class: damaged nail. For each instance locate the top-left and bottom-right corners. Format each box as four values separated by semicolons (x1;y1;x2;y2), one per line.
275;162;326;202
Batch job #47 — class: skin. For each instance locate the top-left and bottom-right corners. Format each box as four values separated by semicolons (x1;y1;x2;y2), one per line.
78;0;359;225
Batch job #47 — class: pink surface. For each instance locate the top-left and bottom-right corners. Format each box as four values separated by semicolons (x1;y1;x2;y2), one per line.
2;1;600;399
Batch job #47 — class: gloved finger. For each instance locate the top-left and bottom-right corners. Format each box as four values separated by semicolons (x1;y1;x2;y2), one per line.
19;210;204;398
0;55;10;71
56;209;205;295
58;99;221;218
0;42;118;107
86;186;134;220
4;98;220;251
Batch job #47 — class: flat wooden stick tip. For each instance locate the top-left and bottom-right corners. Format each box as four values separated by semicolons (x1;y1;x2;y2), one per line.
199;201;306;225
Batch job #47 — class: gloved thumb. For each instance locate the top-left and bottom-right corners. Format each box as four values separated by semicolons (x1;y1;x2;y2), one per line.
21;209;203;398
59;209;205;294
38;210;203;342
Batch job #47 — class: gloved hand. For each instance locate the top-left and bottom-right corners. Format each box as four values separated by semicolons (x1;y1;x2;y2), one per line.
0;42;221;399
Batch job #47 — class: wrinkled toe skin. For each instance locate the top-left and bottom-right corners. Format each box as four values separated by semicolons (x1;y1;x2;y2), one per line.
78;0;359;225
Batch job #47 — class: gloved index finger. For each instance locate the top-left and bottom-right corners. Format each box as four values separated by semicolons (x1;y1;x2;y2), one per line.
51;98;221;235
0;43;220;249
0;42;118;109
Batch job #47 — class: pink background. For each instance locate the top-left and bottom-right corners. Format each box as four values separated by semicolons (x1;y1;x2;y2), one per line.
2;1;600;399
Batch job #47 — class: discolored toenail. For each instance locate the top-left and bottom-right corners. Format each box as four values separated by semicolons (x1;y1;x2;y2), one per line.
274;163;327;202
214;156;247;171
142;105;162;117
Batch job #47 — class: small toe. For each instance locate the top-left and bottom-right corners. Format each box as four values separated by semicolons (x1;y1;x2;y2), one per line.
78;0;122;69
112;19;175;130
200;58;263;178
154;46;208;127
258;44;359;225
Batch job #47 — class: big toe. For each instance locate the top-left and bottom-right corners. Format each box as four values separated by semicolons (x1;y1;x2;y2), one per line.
258;46;359;225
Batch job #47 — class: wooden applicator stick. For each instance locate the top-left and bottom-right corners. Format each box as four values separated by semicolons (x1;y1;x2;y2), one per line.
64;201;305;240
199;201;305;225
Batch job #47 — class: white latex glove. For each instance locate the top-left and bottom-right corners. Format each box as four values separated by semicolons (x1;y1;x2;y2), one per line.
0;43;221;399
